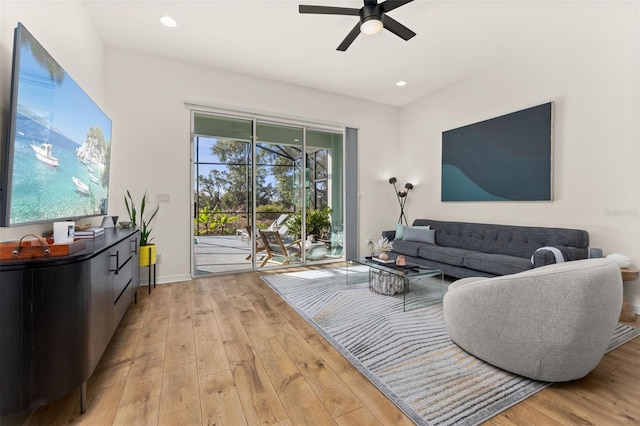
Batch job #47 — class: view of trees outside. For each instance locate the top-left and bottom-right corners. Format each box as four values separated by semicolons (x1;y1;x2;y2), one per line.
194;137;329;236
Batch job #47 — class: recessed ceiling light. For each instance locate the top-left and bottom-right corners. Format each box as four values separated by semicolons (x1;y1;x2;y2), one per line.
160;16;177;28
396;80;407;87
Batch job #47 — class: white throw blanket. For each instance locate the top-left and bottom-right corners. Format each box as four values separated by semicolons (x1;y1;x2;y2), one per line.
531;246;565;264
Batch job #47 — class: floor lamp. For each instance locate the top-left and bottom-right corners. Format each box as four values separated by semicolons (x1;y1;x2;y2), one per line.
389;177;413;225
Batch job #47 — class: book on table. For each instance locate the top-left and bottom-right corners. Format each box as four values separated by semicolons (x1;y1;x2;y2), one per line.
74;227;105;239
371;256;395;264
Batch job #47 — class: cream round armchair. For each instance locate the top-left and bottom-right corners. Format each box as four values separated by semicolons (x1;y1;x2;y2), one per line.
443;258;622;382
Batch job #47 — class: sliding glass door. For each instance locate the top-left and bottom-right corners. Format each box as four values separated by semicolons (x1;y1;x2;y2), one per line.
192;114;253;275
191;111;344;276
254;123;303;269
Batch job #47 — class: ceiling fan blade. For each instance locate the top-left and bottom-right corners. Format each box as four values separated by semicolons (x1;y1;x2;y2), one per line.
299;5;360;16
383;15;416;41
337;23;361;51
380;0;414;14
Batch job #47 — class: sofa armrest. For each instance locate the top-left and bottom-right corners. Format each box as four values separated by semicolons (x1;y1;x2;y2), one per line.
381;230;396;241
532;245;584;267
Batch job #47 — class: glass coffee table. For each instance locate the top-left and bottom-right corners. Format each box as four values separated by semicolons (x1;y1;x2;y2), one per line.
346;257;444;311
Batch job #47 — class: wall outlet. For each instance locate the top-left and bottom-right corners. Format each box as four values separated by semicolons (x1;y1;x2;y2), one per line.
156;254;162;263
156;193;170;203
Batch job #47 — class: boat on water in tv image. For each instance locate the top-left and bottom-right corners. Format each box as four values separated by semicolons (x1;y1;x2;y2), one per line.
31;142;59;167
72;176;90;195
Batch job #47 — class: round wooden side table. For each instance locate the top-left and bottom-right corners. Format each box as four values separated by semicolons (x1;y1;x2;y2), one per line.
619;267;639;322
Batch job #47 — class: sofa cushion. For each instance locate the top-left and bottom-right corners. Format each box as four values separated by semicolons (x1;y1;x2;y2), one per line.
391;240;425;257
395;223;430;240
463;252;534;276
403;227;435;244
418;245;476;267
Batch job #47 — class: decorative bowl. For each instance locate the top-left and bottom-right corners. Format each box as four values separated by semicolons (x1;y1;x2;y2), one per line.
119;221;132;228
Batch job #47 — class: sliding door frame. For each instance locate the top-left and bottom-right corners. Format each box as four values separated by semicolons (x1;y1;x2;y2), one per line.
190;106;354;276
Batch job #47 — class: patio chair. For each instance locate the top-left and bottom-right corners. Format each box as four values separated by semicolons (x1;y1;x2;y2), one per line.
236;227;249;242
258;230;301;267
268;214;289;231
245;226;266;261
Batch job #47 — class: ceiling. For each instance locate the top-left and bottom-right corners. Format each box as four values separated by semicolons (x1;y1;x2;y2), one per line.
83;0;618;107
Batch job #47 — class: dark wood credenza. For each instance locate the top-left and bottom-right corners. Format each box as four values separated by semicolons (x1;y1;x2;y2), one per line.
0;228;140;418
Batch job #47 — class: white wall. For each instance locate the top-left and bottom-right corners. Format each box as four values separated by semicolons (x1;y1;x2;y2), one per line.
104;48;400;282
399;2;640;311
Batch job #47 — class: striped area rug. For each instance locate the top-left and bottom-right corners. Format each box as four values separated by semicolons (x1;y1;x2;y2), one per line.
261;266;640;426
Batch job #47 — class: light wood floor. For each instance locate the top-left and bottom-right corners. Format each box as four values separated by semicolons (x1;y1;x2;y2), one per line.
24;267;640;425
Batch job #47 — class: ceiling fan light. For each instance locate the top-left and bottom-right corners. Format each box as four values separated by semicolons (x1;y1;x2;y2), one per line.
360;18;383;35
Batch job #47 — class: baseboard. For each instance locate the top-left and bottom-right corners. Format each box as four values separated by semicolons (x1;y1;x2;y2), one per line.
140;273;191;286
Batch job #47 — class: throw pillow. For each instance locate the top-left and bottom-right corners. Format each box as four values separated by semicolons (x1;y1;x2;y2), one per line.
403;227;436;244
395;223;404;239
395;223;430;240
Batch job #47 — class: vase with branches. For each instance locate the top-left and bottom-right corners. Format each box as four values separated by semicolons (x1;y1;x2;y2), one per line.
373;237;393;260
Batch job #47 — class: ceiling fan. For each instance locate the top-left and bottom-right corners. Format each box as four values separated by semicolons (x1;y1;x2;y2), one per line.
299;0;416;51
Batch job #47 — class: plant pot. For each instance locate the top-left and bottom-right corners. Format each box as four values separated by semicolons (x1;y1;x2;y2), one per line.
139;244;156;267
378;252;389;260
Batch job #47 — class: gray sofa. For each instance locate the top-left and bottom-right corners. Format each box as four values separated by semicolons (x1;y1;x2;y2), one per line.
382;219;589;278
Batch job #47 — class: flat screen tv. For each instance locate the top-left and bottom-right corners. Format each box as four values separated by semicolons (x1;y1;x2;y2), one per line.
1;23;112;227
441;102;552;202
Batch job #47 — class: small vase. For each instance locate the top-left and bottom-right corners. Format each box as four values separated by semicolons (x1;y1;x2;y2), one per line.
378;252;389;260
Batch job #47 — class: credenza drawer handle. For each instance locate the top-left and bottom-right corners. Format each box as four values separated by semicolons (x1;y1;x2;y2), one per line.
110;251;119;274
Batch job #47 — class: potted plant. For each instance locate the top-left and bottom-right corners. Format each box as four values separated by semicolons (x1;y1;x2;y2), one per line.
125;190;160;266
286;207;332;241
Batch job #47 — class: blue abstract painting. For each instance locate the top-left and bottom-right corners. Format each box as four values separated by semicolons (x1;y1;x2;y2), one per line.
441;102;552;201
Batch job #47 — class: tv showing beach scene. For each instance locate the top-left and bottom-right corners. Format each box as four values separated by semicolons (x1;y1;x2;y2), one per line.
1;23;112;226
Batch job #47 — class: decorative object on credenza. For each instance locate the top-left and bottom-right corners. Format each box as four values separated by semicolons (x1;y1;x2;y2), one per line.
388;177;414;225
1;234;86;260
606;253;631;268
100;215;118;228
441;102;552;201
74;227;105;240
53;221;75;244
